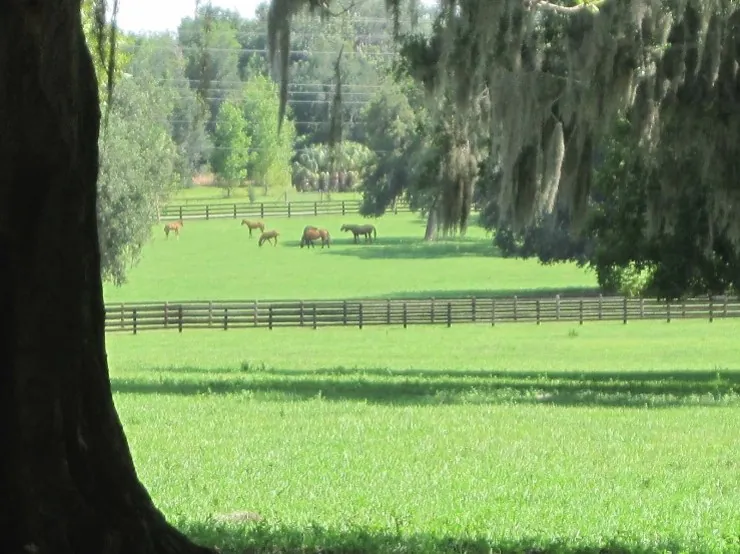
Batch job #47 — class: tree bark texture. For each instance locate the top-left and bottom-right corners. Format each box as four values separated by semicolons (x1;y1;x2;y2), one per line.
424;199;439;241
0;3;213;554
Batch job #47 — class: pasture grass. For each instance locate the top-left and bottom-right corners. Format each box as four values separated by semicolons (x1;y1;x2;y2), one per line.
103;212;597;303
169;185;362;205
108;320;740;553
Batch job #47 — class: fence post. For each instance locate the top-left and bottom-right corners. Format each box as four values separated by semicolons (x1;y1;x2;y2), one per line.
300;301;305;326
233;204;237;219
472;296;477;322
223;308;228;330
491;299;496;326
287;203;292;218
536;300;540;325
120;303;124;329
710;297;714;322
312;304;317;329
206;205;210;220
208;301;213;327
403;302;408;328
179;206;183;220
253;300;258;327
343;300;348;325
598;294;603;320
579;299;584;325
640;297;644;319
682;300;686;318
133;308;138;335
446;301;452;327
667;301;671;323
430;297;435;324
314;201;318;216
724;295;729;318
260;203;265;218
342;201;346;215
178;305;183;333
269;306;273;330
164;302;169;328
555;294;560;321
623;296;627;324
514;296;518;322
386;299;391;325
359;303;364;329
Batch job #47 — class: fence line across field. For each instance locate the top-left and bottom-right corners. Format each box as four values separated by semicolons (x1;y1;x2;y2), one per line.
159;199;410;221
104;294;740;334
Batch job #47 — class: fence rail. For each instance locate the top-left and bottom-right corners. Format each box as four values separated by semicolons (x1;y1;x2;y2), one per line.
160;199;409;221
104;294;740;334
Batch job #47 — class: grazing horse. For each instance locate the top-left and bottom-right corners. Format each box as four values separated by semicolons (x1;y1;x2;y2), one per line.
258;230;279;247
241;219;265;237
300;226;331;249
164;220;184;239
341;223;377;243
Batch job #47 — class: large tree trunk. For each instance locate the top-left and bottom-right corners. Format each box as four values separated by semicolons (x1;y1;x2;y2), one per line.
0;4;213;554
424;198;440;241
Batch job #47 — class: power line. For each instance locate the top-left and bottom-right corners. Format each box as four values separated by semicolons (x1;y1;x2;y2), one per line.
135;78;388;89
166;97;371;104
161;88;377;96
121;45;399;56
169;119;363;126
182;146;391;153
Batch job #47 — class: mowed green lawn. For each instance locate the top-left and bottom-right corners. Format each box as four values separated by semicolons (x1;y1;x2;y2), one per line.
107;321;740;553
103;212;597;303
105;211;740;552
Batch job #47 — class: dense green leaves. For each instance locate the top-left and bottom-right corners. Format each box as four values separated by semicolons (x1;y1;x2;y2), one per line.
241;73;297;196
97;76;180;286
211;100;251;196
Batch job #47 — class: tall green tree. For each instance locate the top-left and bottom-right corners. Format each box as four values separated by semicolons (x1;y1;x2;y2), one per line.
241;72;297;197
97;74;180;285
126;33;213;183
211;100;251;196
270;0;740;247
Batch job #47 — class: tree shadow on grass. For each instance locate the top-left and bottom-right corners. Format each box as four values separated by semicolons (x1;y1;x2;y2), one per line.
324;236;501;259
110;367;740;408
180;519;720;554
355;286;601;300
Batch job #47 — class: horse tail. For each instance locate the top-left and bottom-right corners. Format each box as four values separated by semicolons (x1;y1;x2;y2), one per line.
373;226;377;239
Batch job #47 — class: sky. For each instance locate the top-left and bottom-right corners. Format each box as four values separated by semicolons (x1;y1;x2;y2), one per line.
116;0;437;33
116;0;264;32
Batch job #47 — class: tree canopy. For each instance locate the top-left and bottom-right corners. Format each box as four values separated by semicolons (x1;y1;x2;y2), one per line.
268;0;740;242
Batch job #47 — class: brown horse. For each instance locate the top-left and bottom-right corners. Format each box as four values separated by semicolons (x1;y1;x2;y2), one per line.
241;219;265;237
258;229;279;247
341;223;377;243
300;226;331;249
164;220;184;239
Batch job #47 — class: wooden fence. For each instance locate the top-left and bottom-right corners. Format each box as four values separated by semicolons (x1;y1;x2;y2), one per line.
160;199;410;221
104;294;740;334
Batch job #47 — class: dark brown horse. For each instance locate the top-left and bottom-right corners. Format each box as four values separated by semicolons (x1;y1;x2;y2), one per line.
164;220;184;239
258;229;279;247
341;223;377;243
300;226;331;249
241;219;265;237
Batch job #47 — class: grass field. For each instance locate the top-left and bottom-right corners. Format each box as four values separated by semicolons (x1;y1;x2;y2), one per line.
103;212;597;303
105;210;740;553
108;322;740;553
